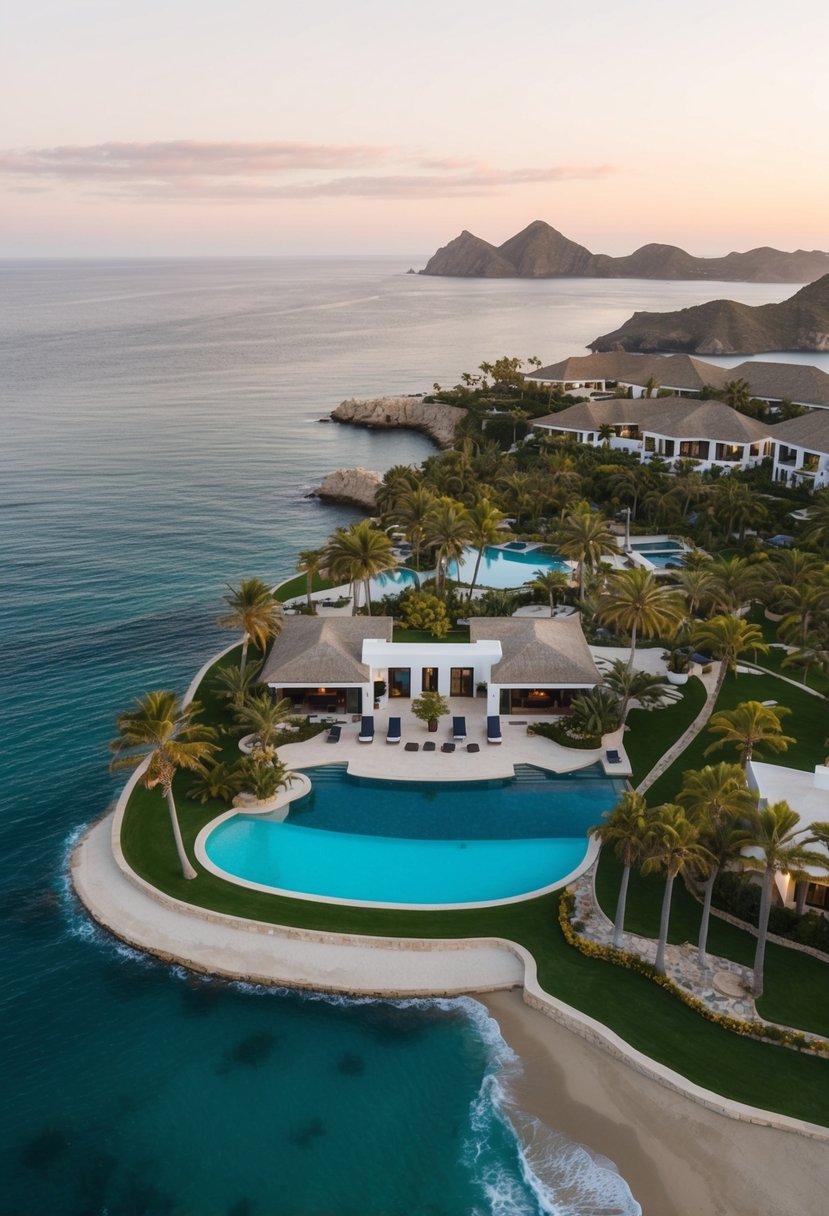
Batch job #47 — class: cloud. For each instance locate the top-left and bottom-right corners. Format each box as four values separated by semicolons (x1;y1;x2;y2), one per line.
0;139;617;202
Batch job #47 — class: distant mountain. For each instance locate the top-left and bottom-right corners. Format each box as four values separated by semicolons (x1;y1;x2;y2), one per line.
588;275;829;355
420;221;829;283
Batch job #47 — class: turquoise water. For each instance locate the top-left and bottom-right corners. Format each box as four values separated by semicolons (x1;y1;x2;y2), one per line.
630;540;683;553
0;258;651;1214
647;553;687;569
369;566;420;599
205;766;622;904
448;546;570;589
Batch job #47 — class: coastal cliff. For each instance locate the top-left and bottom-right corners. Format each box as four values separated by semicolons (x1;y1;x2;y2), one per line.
331;396;464;449
421;220;829;284
589;274;829;355
310;467;382;510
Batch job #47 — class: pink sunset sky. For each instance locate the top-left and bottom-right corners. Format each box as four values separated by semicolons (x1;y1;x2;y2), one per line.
2;0;827;257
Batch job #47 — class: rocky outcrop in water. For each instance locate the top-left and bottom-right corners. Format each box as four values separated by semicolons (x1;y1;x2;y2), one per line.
589;274;829;354
421;220;829;283
331;396;464;449
310;467;382;510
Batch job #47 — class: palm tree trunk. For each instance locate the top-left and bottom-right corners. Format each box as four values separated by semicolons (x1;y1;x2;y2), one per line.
468;546;484;601
752;868;773;997
628;620;638;670
305;571;313;611
655;873;675;974
364;577;373;615
612;862;631;949
579;560;586;602
698;868;718;967
240;634;250;679
165;786;197;880
549;593;554;617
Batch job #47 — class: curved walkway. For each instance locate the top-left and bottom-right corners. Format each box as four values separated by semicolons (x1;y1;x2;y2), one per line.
636;664;721;794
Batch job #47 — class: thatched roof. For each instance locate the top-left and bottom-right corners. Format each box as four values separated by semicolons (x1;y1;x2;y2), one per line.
770;411;829;453
534;397;771;444
729;361;829;408
470;616;601;686
261;616;394;685
528;352;659;383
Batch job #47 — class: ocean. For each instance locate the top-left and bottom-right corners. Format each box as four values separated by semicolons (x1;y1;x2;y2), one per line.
0;257;808;1214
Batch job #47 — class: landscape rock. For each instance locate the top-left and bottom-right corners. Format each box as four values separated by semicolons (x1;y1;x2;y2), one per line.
310;467;382;510
331;396;464;449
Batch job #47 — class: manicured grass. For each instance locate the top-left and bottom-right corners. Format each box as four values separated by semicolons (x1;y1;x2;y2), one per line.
116;647;829;1127
645;672;827;807
751;645;829;696
596;850;829;1038
274;571;335;601
624;677;707;786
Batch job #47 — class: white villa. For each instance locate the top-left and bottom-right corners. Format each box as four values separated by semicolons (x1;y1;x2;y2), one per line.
532;397;773;473
747;761;829;917
770;410;829;491
527;352;829;411
260;614;602;719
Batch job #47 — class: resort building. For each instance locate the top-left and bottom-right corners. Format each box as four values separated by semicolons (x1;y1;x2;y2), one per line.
769;410;829;491
532;397;773;473
747;761;829;917
527;353;829;411
261;614;602;719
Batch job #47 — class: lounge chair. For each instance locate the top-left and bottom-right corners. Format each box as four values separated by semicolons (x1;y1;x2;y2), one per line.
487;715;502;744
441;742;455;753
605;749;622;765
404;741;419;752
452;716;467;742
466;742;480;753
327;725;341;743
423;741;436;751
386;716;402;745
358;715;375;743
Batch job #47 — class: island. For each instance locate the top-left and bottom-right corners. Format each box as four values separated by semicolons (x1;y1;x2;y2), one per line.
420;220;829;284
589;274;829;354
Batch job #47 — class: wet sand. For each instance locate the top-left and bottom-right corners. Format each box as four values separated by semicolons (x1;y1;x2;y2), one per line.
483;989;829;1216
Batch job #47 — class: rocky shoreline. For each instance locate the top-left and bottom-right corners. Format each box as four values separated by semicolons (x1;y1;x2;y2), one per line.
309;466;382;510
330;395;464;449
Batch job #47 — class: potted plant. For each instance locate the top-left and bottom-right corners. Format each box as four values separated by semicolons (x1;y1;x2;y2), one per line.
373;679;387;710
665;649;690;686
410;690;450;733
476;681;488;699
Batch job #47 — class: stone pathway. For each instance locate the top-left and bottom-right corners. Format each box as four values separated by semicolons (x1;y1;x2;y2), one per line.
636;663;722;794
568;867;828;1045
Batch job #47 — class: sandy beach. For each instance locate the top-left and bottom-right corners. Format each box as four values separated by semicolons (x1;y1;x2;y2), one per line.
483;989;829;1216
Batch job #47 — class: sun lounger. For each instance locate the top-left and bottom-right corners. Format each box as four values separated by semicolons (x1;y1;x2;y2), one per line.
452;716;467;741
358;715;375;743
326;725;341;743
466;743;480;753
404;741;419;752
386;716;401;744
605;749;622;765
423;741;436;751
441;742;455;753
487;715;502;744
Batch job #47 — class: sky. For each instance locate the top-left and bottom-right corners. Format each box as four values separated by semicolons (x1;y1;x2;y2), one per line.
2;0;828;257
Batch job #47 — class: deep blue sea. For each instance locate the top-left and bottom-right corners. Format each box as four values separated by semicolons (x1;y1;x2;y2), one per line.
0;257;808;1214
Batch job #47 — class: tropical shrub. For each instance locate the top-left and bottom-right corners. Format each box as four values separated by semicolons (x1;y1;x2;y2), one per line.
568;687;622;738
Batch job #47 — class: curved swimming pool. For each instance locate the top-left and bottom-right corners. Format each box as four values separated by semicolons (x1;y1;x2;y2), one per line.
447;545;570;590
201;765;624;907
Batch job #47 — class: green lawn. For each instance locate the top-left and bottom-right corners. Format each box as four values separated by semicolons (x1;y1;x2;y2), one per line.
645;671;827;807
595;850;829;1038
624;677;707;786
273;571;335;601
116;646;829;1127
750;646;829;696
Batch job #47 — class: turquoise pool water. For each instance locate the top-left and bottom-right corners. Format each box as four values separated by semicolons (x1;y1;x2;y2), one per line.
368;566;420;599
447;545;570;589
647;552;686;569
204;765;624;905
630;540;683;552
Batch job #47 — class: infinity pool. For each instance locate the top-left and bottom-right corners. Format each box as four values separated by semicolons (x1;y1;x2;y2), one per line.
203;765;624;906
447;545;570;590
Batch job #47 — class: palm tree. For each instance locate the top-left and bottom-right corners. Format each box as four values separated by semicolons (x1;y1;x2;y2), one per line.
234;690;293;756
464;498;507;600
641;804;713;974
556;505;617;601
708;482;766;544
110;690;218;880
296;549;326;612
692;615;768;697
530;568;571;615
395;486;435;570
211;660;263;714
803;489;829;552
324;521;396;614
677;763;757;966
375;464;419;517
599;657;672;722
590;791;652;949
707;556;763;613
704;700;795;769
218;578;284;677
781;630;829;684
596;567;685;668
424;497;474;592
676;566;718;617
187;760;239;805
735;802;825;996
722;378;752;412
776;580;829;646
597;423;615;446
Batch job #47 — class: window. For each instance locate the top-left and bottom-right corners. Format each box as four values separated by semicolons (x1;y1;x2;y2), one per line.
421;667;438;692
450;668;474;697
388;668;411;698
805;883;828;910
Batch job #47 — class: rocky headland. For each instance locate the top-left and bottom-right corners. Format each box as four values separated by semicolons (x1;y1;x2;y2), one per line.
589;274;829;355
420;220;829;284
330;396;464;449
309;467;382;510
